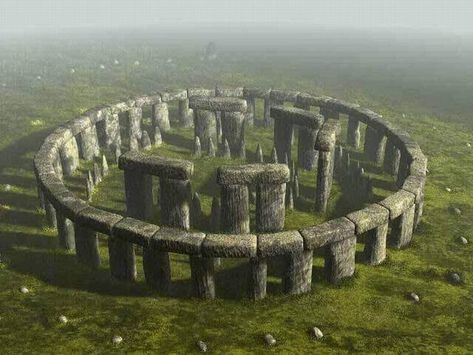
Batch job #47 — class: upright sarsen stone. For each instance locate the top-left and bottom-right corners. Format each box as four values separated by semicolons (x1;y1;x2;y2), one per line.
347;115;361;149
221;111;245;157
324;236;356;283
60;138;80;176
74;224;100;269
152;102;170;132
108;237;136;281
159;178;191;230
273;116;294;164
194;109;217;151
127;107;142;151
383;137;400;175
78;124;100;161
57;212;75;251
364;126;385;165
178;98;193;127
255;183;286;232
124;170;153;222
220;184;250;233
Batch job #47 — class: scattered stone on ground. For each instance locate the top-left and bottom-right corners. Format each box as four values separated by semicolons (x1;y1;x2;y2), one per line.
36;76;42;80
409;292;420;303
264;333;276;346
19;286;29;294
467;142;471;148
58;315;68;324
310;326;324;340
4;184;11;191
445;187;451;192
114;59;119;65
196;340;207;352
70;68;75;74
459;236;468;245
99;64;105;69
112;335;123;345
453;207;462;215
448;272;462;285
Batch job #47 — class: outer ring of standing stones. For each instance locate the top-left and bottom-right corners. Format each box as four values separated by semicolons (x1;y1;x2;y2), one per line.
33;86;427;300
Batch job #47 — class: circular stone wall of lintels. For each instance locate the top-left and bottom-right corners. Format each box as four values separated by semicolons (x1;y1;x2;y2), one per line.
34;86;427;300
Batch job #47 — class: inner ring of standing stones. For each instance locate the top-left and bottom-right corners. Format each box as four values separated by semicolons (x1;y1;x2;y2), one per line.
34;86;427;300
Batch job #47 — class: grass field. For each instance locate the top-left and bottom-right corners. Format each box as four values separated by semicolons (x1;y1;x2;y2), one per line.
0;31;472;354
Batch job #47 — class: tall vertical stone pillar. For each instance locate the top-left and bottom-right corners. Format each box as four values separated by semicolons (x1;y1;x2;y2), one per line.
364;126;385;165
245;96;255;126
128;107;142;151
74;224;100;269
108;237;137;281
60;138;80;176
315;150;334;213
159;178;191;230
124;170;153;221
44;199;57;228
194;109;216;151
178;98;193;127
78;124;100;161
383;137;400;175
152;102;170;132
263;94;272;126
347;116;361;149
273;117;294;163
57;212;75;250
324;236;356;283
255;183;286;232
283;249;313;294
221;111;245;157
248;257;267;300
220;184;250;233
190;255;215;299
390;204;415;249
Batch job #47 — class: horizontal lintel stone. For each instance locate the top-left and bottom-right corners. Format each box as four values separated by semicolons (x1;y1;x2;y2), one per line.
217;163;290;186
201;233;257;258
300;217;355;250
270;105;324;129
257;230;303;257
151;227;206;255
346;203;390;234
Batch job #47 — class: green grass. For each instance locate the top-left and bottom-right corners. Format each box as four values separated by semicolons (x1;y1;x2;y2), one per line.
0;36;472;354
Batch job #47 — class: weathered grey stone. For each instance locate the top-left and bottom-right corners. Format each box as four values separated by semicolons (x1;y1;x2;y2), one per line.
282;249;313;294
44;199;57;228
202;233;257;257
324;236;356;283
151;227;205;254
270;89;299;103
48;190;89;221
190;255;215;299
207;137;215;157
389;204;415;249
315;119;339;152
215;86;244;98
143;245;171;292
310;327;324;340
264;334;276;346
112;217;158;246
383;137;400;175
244;96;255;126
93;162;102;185
220;184;250;234
127;107;143;150
59;138;79;176
76;206;123;235
286;186;294;211
243;87;270;98
178;99;193;127
141;130;151;150
363;222;388;265
78;124;100;161
191;192;202;226
379;190;416;220
248;257;267;300
123;170;153;221
153;125;162;146
108;236;136;281
364;126;385;164
273;112;293;164
101;154;109;177
96;112;121;149
255;144;264;163
86;173;93;202
196;340;208;353
315;150;334;213
210;197;220;232
189;96;247;112
293;175;300;198
300;217;356;250
320;106;340;120
194;110;217;151
263;94;272;126
347;116;361;149
160;89;187;102
57;212;75;250
220;111;245;157
113;143;121;164
193;136;201;157
270;106;324;129
221;138;231;159
239;138;246;160
298;125;319;170
187;87;215;97
74;224;100;269
152;102;170;132
258;230;303;257
270;146;278;163
119;150;194;180
217;164;290;186
159;178;191;230
346;204;390;234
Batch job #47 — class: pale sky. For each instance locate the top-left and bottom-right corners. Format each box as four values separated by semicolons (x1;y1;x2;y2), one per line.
1;0;472;35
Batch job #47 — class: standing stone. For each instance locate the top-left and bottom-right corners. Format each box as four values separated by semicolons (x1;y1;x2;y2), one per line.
128;108;143;150
142;245;170;292
334;145;343;176
256;183;286;232
60;138;80;176
113;143;121;164
294;175;300;198
216;112;222;144
57;213;75;251
383;138;400;175
191;192;203;226
178;98;193;127
194;110;216;151
160;178;191;230
210;197;221;232
248;257;267;300
324;236;356;283
364;126;385;165
194;136;202;158
190;255;215;299
108;237;136;281
93;162;102;185
74;224;100;269
101;154;109;177
283;250;313;294
222;139;231;159
207;137;216;157
315;150;334;213
221;111;245;156
86;175;93;202
245;97;255;127
220;184;250;233
78;124;100;161
124;170;153;221
263;94;272;127
390;204;416;249
141;130;152;150
396;152;409;187
347;116;361;149
363;222;388;265
255;144;264;163
153;126;163;146
44;200;57;228
286;186;294;210
239;139;246;160
270;147;278;163
297;126;318;170
152;102;170;132
97;112;121;150
273;117;293;164
320;107;339;120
